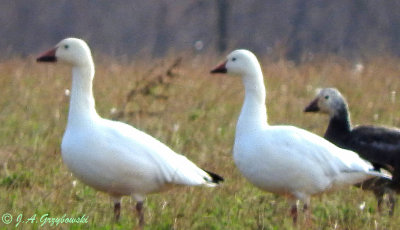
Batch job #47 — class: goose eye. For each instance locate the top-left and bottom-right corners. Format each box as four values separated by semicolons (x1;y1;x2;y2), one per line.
232;57;236;61
324;95;329;100
64;45;69;49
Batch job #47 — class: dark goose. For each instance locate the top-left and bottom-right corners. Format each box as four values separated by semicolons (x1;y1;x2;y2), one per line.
305;88;398;215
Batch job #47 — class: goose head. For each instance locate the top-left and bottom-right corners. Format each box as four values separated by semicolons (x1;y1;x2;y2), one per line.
304;88;347;117
37;38;92;67
210;49;261;76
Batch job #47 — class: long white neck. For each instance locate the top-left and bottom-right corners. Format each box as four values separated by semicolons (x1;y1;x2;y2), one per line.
67;62;99;127
236;65;268;136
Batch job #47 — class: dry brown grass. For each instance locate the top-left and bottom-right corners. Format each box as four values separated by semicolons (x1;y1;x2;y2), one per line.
1;53;400;229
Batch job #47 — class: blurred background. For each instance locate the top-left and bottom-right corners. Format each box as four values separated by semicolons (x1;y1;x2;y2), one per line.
3;1;400;229
2;0;400;61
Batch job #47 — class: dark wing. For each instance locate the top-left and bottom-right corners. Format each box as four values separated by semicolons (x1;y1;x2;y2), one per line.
345;125;400;172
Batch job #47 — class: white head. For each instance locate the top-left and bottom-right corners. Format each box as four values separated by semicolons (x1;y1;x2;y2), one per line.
210;49;261;76
37;38;93;67
304;88;347;116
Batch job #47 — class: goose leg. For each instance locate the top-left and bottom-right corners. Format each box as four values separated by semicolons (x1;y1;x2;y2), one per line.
136;201;145;229
290;201;298;224
114;202;121;221
302;198;312;226
112;197;122;222
387;189;396;216
373;188;384;213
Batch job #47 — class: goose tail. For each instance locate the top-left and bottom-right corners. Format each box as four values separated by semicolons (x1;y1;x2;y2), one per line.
203;169;224;186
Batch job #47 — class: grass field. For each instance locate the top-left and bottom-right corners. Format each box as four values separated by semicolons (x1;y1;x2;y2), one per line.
2;53;400;229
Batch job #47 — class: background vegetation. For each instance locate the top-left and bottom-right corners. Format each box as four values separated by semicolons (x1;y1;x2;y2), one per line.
3;0;400;60
1;53;400;229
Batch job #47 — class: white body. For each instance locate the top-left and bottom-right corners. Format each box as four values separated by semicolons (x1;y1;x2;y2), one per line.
216;49;388;203
43;38;218;203
62;117;214;200
234;125;377;200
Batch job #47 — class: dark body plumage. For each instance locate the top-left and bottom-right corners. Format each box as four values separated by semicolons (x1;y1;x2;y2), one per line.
325;108;400;172
305;88;398;214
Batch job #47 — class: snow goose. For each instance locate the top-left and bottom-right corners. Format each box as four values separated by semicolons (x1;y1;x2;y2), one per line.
305;87;399;214
36;38;223;228
210;49;390;223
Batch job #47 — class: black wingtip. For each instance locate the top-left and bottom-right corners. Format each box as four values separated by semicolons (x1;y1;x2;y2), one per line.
203;169;224;184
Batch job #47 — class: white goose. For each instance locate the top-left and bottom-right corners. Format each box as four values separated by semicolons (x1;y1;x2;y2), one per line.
210;49;390;223
36;38;223;228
